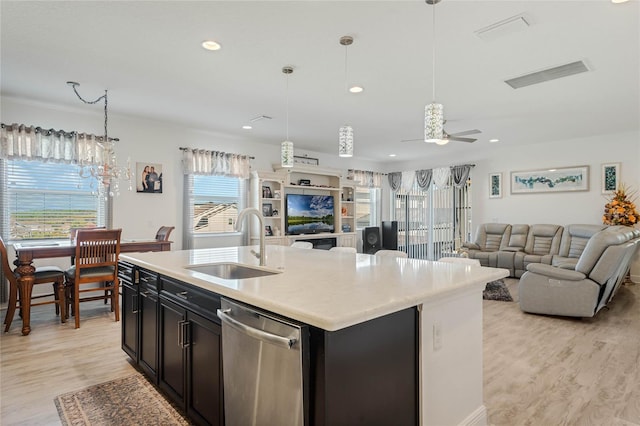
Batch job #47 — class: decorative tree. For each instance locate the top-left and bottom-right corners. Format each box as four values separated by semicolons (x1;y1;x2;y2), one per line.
603;185;640;226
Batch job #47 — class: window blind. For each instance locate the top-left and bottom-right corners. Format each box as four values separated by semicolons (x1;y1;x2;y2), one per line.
1;159;107;240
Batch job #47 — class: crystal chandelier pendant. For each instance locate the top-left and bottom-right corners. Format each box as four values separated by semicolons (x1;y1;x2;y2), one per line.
338;125;354;157
281;140;294;168
424;102;444;143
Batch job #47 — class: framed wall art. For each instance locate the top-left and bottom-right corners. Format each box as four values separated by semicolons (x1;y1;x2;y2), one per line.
511;165;589;194
601;163;620;194
489;173;502;198
136;162;163;193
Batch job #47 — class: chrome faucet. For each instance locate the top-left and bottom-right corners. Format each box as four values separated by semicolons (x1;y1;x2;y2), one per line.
234;207;266;266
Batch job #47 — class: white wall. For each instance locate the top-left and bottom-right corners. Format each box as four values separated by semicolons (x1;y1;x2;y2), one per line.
471;132;639;228
1;96;382;251
377;131;639;233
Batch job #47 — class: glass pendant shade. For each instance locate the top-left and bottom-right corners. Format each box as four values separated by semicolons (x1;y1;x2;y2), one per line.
424;102;444;143
281;140;294;168
338;125;354;157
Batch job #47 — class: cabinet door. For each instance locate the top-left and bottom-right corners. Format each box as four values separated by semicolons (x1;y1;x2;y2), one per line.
139;288;158;382
159;297;187;407
187;311;224;426
121;282;138;361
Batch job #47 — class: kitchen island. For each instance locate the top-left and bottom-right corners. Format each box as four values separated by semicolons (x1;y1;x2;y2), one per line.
120;245;508;426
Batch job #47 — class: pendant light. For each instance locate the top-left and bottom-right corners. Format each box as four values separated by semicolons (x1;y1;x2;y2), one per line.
339;35;354;158
424;0;446;144
281;66;294;168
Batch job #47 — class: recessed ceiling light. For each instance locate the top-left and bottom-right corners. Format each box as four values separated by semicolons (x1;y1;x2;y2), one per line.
389;154;397;157
611;0;629;3
489;138;500;143
349;86;364;93
242;125;252;130
202;40;222;51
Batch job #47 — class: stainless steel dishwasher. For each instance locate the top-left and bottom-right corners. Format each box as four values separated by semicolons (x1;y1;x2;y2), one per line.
217;298;309;426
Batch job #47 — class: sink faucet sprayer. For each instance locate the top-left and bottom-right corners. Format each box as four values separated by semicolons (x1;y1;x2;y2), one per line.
234;207;266;266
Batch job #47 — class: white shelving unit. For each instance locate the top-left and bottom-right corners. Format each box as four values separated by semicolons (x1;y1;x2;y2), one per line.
251;165;357;248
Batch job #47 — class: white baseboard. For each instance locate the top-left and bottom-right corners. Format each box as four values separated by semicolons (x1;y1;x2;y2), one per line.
458;405;487;426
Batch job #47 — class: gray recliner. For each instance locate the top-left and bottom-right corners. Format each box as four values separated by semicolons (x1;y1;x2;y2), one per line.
519;226;640;318
461;223;511;267
551;224;607;270
513;224;564;277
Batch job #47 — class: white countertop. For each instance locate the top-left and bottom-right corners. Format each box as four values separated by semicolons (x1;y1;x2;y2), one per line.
120;246;508;331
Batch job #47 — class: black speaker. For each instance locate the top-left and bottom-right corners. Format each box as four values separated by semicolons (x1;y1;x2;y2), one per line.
363;227;381;254
382;221;398;250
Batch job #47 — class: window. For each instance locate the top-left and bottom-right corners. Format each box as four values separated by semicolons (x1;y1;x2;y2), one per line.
189;175;246;234
1;159;108;240
355;187;380;229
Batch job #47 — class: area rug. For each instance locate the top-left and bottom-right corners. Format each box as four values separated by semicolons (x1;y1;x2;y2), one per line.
54;374;191;426
483;279;513;302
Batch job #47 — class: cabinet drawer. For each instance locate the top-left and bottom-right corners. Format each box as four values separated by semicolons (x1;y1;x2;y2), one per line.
118;261;135;283
138;268;158;290
159;276;221;321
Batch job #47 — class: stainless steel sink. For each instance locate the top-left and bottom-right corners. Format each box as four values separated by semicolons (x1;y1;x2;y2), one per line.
185;263;280;280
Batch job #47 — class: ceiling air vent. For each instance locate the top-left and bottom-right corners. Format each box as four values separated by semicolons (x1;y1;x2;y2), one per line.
505;60;590;89
475;14;530;41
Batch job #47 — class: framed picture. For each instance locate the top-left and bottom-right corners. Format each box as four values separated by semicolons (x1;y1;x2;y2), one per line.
136;162;163;193
262;203;273;217
265;225;273;236
601;163;620;194
489;173;502;198
294;155;319;166
511;166;589;194
262;185;272;199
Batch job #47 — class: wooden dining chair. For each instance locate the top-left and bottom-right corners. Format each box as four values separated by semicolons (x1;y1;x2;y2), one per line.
1;236;66;332
64;228;122;329
155;226;174;241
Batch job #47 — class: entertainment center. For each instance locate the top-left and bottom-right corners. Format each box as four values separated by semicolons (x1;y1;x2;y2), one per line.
251;165;357;249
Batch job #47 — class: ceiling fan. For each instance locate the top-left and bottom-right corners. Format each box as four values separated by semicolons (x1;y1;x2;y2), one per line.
401;124;482;144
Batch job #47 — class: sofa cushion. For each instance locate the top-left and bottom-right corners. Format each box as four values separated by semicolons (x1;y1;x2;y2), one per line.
523;224;563;255
507;224;529;250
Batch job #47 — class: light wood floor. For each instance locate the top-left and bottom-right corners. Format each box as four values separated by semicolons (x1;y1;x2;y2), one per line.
1;282;639;425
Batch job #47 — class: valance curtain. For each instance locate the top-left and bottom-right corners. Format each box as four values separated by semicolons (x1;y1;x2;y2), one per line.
388;172;402;192
415;169;433;190
1;123;110;165
451;165;472;187
181;148;251;179
433;167;451;189
347;169;384;188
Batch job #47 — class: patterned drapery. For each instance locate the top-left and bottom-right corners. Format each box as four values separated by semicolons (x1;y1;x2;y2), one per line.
1;123;109;165
181;148;251;179
347;169;384;188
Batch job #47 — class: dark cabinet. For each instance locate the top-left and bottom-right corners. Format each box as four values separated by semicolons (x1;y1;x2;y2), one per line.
120;263;159;383
120;261;138;361
159;277;224;426
138;269;158;381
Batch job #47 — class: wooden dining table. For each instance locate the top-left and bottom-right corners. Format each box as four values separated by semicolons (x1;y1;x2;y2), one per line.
12;239;171;335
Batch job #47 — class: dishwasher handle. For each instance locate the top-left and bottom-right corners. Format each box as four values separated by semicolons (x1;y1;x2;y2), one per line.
217;308;297;349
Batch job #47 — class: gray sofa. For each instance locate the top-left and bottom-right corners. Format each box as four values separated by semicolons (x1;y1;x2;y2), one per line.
519;226;640;317
462;223;564;277
461;223;615;278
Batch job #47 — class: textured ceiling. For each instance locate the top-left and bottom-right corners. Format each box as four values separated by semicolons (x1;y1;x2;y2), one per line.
1;1;638;167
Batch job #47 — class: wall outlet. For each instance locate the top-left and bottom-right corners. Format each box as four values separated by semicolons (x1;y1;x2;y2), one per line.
433;322;443;351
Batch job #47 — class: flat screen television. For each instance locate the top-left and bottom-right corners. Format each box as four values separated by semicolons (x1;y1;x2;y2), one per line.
285;194;335;235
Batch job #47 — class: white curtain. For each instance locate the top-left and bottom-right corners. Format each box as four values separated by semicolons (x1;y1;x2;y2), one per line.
1;123;108;165
182;148;251;179
433;167;451;189
348;169;384;188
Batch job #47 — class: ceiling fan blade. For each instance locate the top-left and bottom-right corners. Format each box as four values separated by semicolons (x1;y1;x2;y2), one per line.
447;129;481;137
400;138;424;143
449;136;476;143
